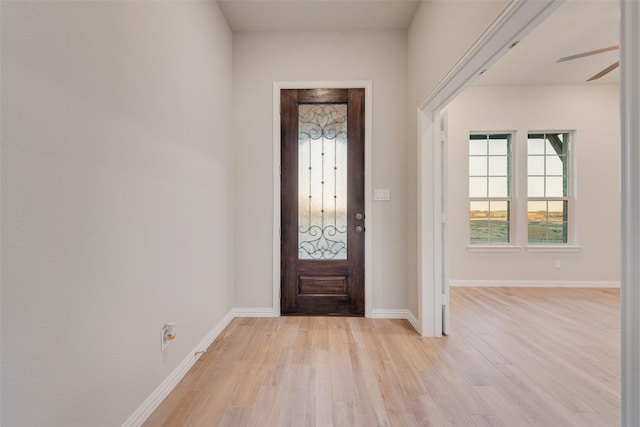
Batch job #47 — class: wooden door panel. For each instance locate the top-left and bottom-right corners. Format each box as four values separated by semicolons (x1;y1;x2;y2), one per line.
298;276;347;295
280;88;365;316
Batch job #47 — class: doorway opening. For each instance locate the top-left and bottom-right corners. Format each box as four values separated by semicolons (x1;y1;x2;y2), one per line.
418;0;639;423
417;1;565;336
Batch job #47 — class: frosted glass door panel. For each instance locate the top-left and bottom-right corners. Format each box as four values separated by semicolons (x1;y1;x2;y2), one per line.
298;104;348;259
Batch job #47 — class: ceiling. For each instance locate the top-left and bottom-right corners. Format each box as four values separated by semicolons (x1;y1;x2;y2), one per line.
475;0;620;85
217;0;620;85
218;0;420;32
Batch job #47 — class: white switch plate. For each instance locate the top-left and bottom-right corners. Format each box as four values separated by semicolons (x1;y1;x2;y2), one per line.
374;189;390;201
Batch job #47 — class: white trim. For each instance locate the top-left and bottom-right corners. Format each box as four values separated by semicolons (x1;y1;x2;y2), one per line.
416;0;562;337
233;308;275;318
417;109;440;337
406;311;420;333
272;80;373;318
525;245;581;253
621;0;640;425
449;280;620;288
121;310;234;427
441;112;451;336
272;82;280;317
370;309;410;318
467;245;522;253
370;309;420;334
418;1;561;113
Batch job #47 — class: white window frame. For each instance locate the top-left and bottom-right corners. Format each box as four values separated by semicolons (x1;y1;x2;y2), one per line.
467;131;520;252
525;130;580;252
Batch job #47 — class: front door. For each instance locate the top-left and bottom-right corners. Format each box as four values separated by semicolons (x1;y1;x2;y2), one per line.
280;88;365;316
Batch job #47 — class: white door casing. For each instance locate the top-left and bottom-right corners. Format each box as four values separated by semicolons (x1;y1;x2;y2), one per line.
440;111;450;336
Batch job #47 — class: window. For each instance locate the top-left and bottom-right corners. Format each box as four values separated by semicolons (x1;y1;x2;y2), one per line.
469;134;512;244
527;133;570;244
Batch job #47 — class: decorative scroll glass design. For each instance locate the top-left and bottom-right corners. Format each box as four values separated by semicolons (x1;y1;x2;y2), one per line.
298;104;348;259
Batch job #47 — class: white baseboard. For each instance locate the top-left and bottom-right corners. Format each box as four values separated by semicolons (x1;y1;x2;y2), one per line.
406;311;420;333
370;309;421;334
233;307;276;317
449;280;620;288
121;309;234;427
370;309;408;318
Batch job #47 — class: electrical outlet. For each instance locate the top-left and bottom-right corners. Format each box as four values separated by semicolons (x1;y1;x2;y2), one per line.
161;323;176;352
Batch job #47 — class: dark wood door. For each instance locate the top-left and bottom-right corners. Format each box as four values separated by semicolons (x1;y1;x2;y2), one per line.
281;88;365;316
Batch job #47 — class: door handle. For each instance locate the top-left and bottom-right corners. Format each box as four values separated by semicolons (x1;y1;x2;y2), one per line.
355;212;364;221
355;225;365;233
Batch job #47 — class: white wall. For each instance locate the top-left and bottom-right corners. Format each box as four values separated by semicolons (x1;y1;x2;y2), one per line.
444;84;620;284
406;0;509;315
233;30;407;311
1;2;234;425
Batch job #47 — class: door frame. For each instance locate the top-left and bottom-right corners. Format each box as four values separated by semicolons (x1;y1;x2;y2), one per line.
419;1;640;423
416;0;562;336
620;1;640;425
272;80;373;317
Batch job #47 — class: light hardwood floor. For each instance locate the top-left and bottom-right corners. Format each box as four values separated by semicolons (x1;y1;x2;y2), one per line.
144;287;620;426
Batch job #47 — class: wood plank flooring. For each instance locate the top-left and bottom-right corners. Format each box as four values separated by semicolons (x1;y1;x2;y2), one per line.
144;287;620;426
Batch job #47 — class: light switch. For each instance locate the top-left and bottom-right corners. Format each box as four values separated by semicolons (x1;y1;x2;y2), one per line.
374;189;390;201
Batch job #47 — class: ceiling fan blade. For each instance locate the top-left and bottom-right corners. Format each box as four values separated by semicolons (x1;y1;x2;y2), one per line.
556;45;619;63
587;61;620;82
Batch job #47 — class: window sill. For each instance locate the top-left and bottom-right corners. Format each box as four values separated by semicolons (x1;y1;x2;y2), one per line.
526;245;581;253
467;245;522;253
